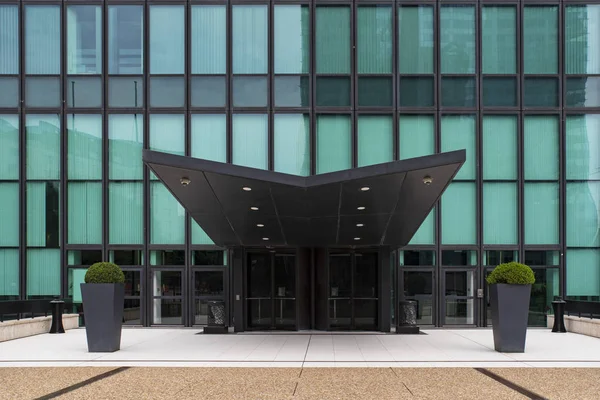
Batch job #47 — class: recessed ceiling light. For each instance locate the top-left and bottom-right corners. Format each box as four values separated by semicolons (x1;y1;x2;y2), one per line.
356;223;364;227
357;206;366;210
257;224;264;227
242;187;252;191
354;237;361;240
360;187;370;191
250;207;259;211
262;237;269;241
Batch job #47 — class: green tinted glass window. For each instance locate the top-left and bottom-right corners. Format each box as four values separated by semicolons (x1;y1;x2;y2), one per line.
566;115;600;180
399;115;435;160
440;6;475;74
316;7;350;74
191;6;226;74
151;182;185;245
0;116;18;180
410;210;435;245
0;249;19;298
525;183;559;245
108;115;143;180
149;5;184;74
191;114;227;163
483;116;517;180
357;6;392;74
398;6;434;74
109;182;143;245
566;249;600;297
441;115;476;180
26;182;60;248
442;182;476;245
192;220;214;245
67;115;102;180
524;116;559;180
232;114;268;170
274;5;309;74
232;6;268;74
149;115;185;156
565;6;600;75
27;249;60;297
482;6;516;74
26;115;61;180
524;6;558;74
484;183;517;245
274;114;310;176
357;115;393;167
567;182;600;247
68;182;102;244
316;115;351;174
0;183;19;247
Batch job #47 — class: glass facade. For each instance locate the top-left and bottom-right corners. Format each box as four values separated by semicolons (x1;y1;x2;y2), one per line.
1;1;598;328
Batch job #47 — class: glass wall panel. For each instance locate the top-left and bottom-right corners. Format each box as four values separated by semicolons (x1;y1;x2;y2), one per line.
566;115;600;180
524;116;559;180
109;114;143;180
274;5;309;74
26;115;61;180
316;6;351;74
440;6;475;74
68;182;102;244
26;182;60;248
149;115;185;156
0;6;18;75
109;182;142;244
0;183;19;247
27;249;60;297
0;249;19;299
566;182;600;247
67;6;102;74
565;6;600;75
524;183;559;245
108;6;143;75
410;211;435;245
483;183;517;245
232;114;268;170
482;6;516;74
233;6;268;74
0;77;19;108
398;6;434;74
0;116;19;180
567;249;600;298
109;77;143;108
357;115;393;167
524;6;558;74
274;114;310;176
151;183;185;245
25;6;60;75
149;6;184;74
357;6;392;74
67;115;102;180
483;77;517;107
192;221;214;245
483;116;517;180
316;115;351;174
192;6;226;74
191;114;227;163
441;115;476;180
399;115;435;159
442;183;476;245
566;77;600;108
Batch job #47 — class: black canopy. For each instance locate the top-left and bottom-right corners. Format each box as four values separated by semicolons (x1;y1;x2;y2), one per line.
143;150;465;248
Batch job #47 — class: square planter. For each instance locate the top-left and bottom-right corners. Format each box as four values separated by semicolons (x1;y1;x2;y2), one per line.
81;283;124;352
489;283;531;353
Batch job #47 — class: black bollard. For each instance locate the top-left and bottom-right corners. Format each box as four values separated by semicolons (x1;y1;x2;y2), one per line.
551;299;567;333
49;300;65;334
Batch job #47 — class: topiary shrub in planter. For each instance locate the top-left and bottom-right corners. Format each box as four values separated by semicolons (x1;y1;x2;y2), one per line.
81;262;125;352
487;262;535;353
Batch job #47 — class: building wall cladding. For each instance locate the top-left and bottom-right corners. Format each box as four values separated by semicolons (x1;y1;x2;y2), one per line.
0;1;599;327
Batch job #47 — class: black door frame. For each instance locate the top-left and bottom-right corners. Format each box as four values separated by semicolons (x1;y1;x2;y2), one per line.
328;250;379;331
244;249;298;330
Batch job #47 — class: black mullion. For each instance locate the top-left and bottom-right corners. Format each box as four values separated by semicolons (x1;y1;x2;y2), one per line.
18;0;25;300
268;2;274;171
60;0;67;299
102;1;109;263
226;0;232;164
142;0;150;327
558;1;567;300
184;0;191;327
270;252;275;328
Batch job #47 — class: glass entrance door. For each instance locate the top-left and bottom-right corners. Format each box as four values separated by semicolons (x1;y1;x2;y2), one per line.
329;252;378;330
247;252;296;330
192;268;227;325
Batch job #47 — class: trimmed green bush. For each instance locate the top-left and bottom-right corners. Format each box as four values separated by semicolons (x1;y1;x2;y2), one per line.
84;262;125;284
486;262;535;285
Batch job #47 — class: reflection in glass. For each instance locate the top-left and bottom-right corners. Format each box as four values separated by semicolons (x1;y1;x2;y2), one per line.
482;6;516;74
150;250;185;266
191;115;227;163
530;268;559;326
274;5;309;74
110;250;143;266
195;271;223;296
446;271;475;297
274;76;309;107
109;77;143;108
191;6;226;74
400;251;435;266
525;251;559;266
67;77;102;108
442;251;477;266
67;6;102;74
152;270;182;296
445;299;474;325
357;6;392;74
566;77;600;108
150;77;185;108
566;115;600;180
192;251;224;266
0;5;18;75
484;250;518;266
124;271;141;296
233;6;268;74
26;77;61;108
398;6;434;74
108;5;143;74
440;6;475;74
124;299;141;325
404;271;433;325
316;6;351;74
524;6;558;74
149;6;185;74
152;298;182;325
442;77;476;107
274;114;310;176
67;250;102;266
